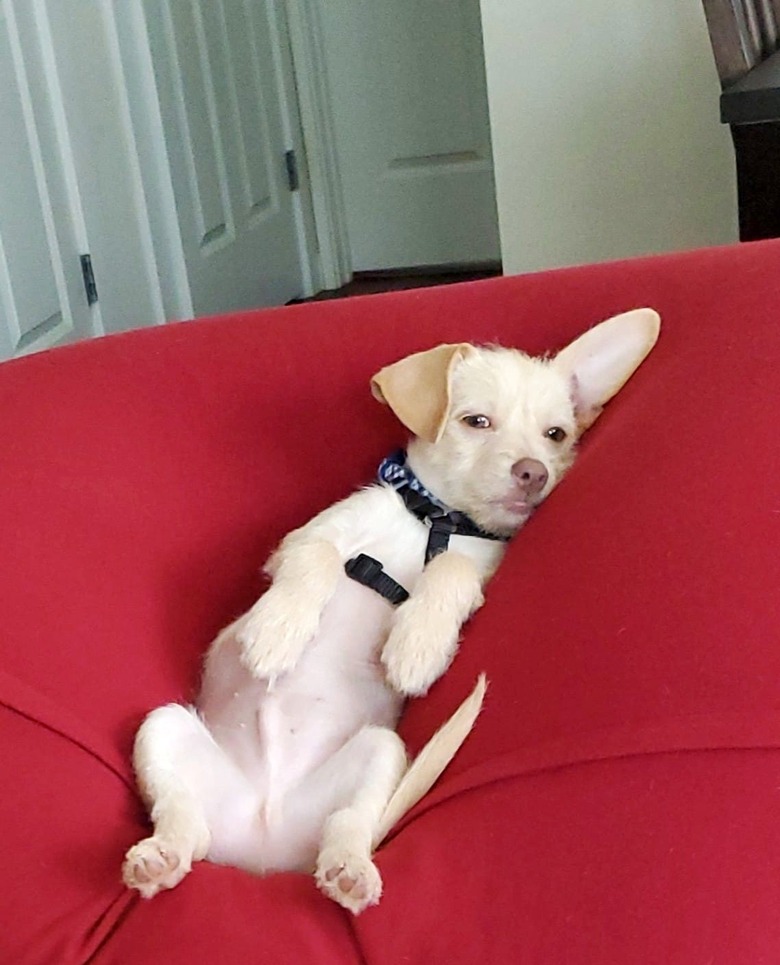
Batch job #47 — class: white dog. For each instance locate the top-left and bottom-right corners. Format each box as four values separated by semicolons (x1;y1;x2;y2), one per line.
123;309;660;913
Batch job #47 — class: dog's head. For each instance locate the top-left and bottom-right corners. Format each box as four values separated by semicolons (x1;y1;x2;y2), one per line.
371;308;660;537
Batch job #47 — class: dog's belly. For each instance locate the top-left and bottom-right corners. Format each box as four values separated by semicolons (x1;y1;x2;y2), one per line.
197;577;402;872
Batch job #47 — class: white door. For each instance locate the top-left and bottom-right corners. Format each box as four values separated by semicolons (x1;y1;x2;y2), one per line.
0;1;97;360
142;0;305;316
318;0;500;272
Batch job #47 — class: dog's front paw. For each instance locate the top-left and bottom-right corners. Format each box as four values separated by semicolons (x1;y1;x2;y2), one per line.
236;591;319;679
316;848;383;915
381;612;458;697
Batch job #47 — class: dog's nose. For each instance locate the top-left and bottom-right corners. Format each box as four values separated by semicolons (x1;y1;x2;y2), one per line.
511;458;548;497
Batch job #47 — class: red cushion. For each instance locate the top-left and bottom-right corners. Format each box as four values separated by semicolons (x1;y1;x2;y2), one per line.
2;239;780;963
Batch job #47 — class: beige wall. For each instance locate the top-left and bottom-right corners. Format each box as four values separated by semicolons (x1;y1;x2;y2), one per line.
480;0;738;274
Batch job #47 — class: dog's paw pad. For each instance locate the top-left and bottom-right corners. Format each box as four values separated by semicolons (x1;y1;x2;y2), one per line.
316;853;382;914
123;838;190;899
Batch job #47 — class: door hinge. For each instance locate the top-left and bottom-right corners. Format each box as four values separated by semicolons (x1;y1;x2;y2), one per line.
284;149;299;192
80;254;98;306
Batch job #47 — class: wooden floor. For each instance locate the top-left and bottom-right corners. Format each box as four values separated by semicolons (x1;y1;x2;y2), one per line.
294;265;501;302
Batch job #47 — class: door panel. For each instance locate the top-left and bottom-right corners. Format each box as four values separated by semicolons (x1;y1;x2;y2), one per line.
221;3;275;222
319;0;500;271
0;1;95;360
167;1;232;250
145;0;303;316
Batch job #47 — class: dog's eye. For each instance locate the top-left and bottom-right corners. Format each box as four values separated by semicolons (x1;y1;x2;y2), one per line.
462;414;491;429
545;426;567;443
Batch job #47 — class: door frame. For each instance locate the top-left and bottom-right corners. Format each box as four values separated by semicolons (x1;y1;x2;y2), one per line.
284;0;352;290
100;1;188;323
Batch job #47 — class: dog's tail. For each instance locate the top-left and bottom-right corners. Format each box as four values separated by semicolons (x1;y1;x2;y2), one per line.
372;673;487;849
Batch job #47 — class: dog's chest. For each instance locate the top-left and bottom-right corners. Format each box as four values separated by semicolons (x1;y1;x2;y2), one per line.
350;484;506;591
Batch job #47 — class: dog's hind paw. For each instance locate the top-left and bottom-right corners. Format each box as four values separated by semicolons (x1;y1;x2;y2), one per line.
316;850;383;915
123;837;192;899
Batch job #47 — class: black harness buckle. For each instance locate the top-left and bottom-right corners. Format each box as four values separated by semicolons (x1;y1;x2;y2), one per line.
344;554;410;607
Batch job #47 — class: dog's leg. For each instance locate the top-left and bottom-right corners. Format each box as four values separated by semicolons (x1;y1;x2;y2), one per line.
381;550;484;696
123;704;232;898
237;536;342;680
282;726;407;914
315;727;407;914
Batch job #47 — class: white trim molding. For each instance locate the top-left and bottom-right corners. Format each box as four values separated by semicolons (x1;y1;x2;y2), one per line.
284;0;352;291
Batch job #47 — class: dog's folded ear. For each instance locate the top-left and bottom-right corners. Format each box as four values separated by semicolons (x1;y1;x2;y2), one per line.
552;308;661;432
371;343;475;443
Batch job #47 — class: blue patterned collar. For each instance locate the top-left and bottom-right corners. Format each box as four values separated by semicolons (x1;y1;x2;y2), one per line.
377;449;509;562
378;449;449;512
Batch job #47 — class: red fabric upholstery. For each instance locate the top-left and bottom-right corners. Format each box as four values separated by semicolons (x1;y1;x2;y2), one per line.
2;240;780;963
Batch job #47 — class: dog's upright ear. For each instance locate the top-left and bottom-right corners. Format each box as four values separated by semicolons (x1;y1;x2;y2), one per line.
552;308;661;432
371;343;475;443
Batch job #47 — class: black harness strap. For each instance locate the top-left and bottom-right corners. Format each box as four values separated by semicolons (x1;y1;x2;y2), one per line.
344;554;409;606
399;487;501;563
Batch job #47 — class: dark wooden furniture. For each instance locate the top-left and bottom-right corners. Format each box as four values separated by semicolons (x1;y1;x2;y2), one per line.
702;0;780;239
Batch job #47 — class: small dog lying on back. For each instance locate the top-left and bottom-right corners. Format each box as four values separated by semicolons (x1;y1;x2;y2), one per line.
123;308;660;913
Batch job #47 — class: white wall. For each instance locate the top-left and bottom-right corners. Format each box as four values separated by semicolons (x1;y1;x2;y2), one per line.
480;0;738;274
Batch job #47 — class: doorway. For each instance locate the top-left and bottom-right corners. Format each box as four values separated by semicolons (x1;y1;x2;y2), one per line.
287;0;501;285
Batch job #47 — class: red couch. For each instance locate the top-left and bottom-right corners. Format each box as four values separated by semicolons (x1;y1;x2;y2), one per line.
3;240;780;964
